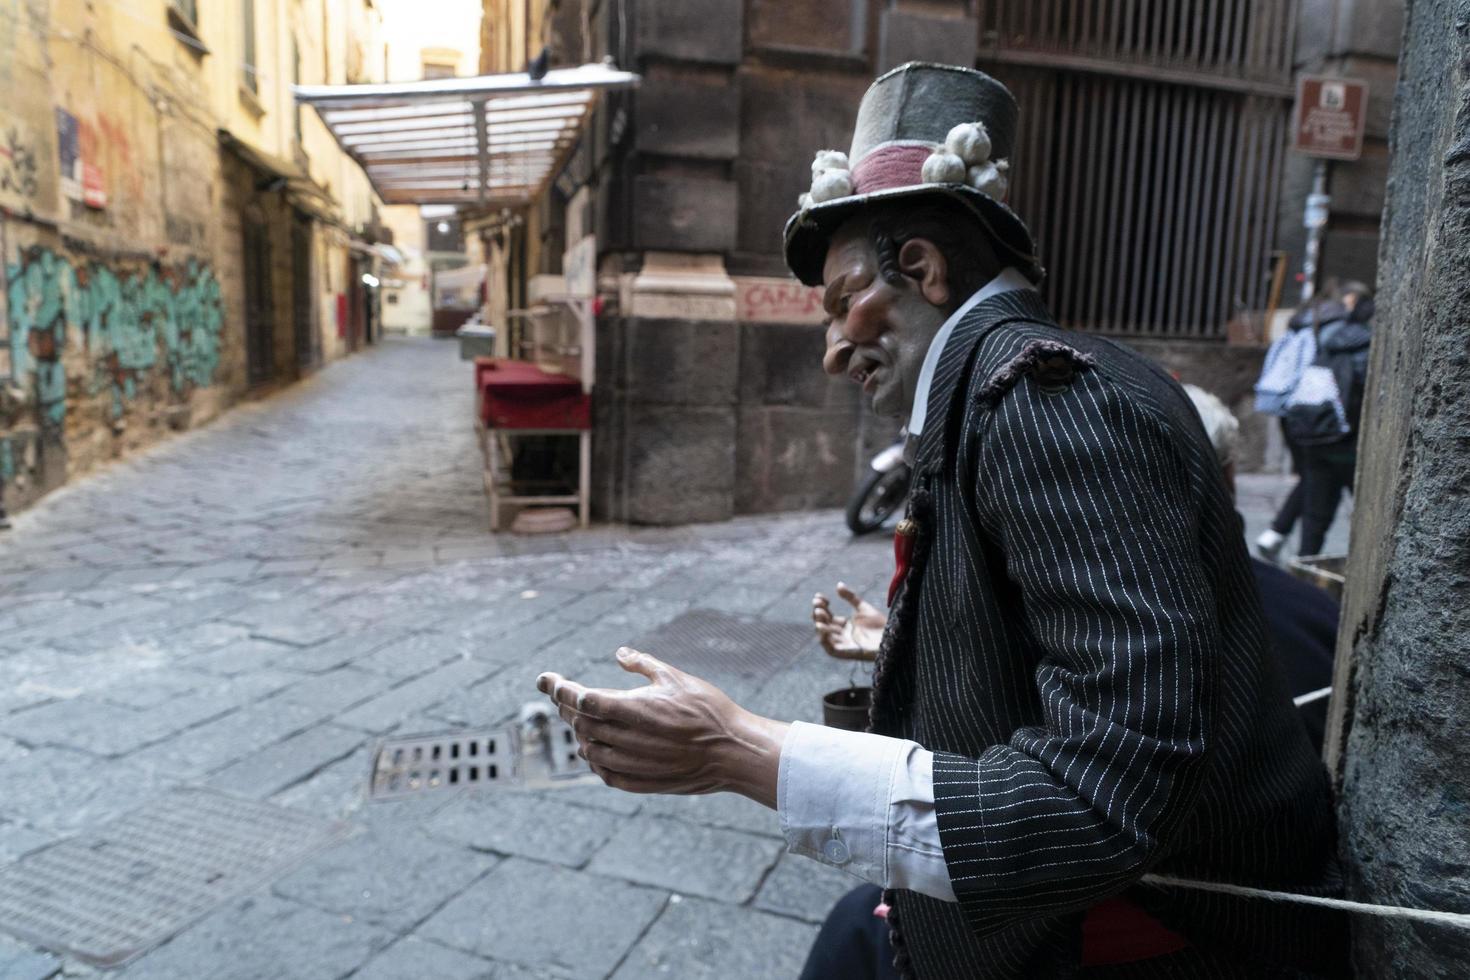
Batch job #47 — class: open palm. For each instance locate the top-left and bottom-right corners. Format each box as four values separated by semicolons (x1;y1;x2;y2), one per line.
811;582;888;661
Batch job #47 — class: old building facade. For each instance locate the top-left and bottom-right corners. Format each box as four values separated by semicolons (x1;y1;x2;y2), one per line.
470;0;1403;525
0;0;392;515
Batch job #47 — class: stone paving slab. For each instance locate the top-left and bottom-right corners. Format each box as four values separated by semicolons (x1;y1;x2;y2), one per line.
417;858;668;980
587;814;785;903
115;893;393;980
352;936;544;980
608;896;819;980
426;789;628;868
754;851;862;924
273;827;498;932
335;659;506;733
0;936;59;980
205;723;366;799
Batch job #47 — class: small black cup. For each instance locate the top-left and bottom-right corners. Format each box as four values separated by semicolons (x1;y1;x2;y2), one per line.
823;686;872;732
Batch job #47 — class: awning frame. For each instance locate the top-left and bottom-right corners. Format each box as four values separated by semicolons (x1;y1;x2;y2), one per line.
294;63;639;208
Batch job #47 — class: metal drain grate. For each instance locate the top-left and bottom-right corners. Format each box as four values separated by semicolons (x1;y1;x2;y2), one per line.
368;713;590;802
369;728;520;800
0;789;348;968
632;610;814;689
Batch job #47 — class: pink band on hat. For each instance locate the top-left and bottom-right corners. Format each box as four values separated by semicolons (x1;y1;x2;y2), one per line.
851;144;935;194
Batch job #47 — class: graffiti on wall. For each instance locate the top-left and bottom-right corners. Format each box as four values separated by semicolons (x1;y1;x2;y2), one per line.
0;125;39;200
5;245;225;426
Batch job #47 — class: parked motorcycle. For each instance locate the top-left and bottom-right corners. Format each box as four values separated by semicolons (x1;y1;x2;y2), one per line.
845;440;911;535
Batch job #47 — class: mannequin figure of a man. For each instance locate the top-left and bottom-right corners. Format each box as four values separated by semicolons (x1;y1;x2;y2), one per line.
537;64;1344;977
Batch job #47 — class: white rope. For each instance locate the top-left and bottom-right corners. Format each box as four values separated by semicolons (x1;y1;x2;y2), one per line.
1293;686;1333;707
1142;874;1470;930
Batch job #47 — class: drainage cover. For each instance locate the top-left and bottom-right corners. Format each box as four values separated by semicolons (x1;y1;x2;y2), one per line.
0;789;348;968
368;728;521;800
632;610;814;690
368;712;591;802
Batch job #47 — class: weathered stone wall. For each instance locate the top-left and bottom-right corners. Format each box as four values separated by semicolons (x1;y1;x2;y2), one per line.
0;6;245;513
1333;0;1470;973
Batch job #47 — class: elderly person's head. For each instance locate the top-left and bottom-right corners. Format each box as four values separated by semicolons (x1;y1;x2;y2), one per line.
784;64;1041;421
818;205;1002;418
1183;384;1240;497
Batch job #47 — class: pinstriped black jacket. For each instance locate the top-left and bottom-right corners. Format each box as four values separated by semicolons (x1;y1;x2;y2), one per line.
873;289;1345;978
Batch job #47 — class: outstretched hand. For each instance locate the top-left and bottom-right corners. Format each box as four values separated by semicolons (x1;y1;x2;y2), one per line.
811;582;888;661
535;647;789;808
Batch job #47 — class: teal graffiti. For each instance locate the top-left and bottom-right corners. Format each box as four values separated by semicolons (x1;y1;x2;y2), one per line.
6;246;71;426
5;246;224;425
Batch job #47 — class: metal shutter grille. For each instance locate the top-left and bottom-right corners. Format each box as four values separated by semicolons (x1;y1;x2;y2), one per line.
979;0;1296;338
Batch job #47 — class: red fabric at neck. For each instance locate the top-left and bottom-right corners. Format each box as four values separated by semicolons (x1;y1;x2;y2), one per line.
1080;896;1190;966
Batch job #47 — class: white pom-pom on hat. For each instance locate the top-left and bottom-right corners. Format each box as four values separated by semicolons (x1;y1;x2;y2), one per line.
921;151;967;185
811;150;850;176
944;123;992;167
798;192;814;210
967;160;1009;201
810;169;854;204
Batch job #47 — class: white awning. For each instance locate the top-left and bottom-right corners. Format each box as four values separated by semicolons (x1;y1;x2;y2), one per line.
294;63;639;207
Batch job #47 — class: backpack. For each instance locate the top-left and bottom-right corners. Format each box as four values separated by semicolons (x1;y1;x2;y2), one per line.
1283;319;1372;447
1253;327;1316;416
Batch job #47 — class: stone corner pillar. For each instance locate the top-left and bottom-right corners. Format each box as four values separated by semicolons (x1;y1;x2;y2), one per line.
595;252;739;526
1332;0;1470;974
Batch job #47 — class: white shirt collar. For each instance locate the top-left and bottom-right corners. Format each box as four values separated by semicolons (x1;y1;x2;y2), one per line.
906;267;1033;438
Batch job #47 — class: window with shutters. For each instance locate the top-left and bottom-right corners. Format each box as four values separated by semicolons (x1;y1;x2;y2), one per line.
242;0;259;94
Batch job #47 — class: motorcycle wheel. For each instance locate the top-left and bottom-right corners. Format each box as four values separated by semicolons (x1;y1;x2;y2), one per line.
846;466;910;535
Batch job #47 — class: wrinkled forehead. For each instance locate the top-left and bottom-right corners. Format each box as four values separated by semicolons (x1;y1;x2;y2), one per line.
820;219;876;286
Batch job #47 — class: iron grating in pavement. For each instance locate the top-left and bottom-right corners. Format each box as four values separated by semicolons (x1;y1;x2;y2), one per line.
368;710;593;802
369;728;520;800
632;610;814;687
0;788;350;968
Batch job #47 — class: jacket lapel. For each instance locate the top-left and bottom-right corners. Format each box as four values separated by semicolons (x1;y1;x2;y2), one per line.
911;290;1048;475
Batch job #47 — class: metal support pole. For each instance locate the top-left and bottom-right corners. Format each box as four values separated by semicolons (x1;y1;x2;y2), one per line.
473;98;490;205
1300;158;1330;304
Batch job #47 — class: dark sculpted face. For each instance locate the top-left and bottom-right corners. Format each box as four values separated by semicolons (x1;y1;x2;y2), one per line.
820;219;954;420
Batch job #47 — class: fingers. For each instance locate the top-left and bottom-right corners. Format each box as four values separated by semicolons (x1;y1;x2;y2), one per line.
587;764;699;795
536;672;594;713
580;740;686;778
817;624;859;659
836;582;865;610
615;646;675;684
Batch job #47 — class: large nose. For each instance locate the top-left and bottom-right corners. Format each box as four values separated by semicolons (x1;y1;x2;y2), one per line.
822;321;854;377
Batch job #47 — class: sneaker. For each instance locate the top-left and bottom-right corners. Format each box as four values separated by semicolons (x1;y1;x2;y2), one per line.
1255;528;1284;561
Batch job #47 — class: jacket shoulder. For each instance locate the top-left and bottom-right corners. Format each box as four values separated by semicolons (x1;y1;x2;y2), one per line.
969;320;1100;408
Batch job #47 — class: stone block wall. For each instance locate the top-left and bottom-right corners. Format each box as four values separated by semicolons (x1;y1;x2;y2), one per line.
592;314;862;525
1334;0;1470;972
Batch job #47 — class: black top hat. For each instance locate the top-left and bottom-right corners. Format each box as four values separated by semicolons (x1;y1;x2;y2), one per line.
782;63;1043;287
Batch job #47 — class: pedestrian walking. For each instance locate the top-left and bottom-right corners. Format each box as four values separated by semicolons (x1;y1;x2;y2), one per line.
1253;298;1338;560
1283;282;1374;556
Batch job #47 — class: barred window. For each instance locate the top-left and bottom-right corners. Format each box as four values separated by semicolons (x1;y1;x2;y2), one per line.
979;0;1297;338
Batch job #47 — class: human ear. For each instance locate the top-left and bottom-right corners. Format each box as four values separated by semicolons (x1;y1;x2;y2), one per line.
897;239;951;308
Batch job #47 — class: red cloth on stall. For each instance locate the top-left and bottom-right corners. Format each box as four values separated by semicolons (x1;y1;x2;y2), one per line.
474;358;590;430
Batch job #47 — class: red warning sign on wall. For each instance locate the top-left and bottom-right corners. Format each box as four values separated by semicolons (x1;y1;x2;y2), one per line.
1293;76;1369;161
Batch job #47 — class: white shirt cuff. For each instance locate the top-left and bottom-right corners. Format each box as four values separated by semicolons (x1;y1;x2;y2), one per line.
777;720;957;903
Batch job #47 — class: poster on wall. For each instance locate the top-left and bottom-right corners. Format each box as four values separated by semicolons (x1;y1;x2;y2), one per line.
56;107;80;201
56;107;106;208
78;116;105;208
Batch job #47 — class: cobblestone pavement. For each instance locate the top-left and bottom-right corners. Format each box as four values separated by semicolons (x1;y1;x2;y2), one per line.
0;338;1349;979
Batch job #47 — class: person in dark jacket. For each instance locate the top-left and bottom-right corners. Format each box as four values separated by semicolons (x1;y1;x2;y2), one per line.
1253;298;1341;560
1284;282;1374;556
536;64;1346;978
803;383;1343;980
